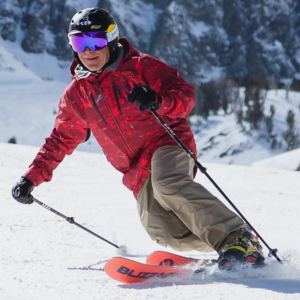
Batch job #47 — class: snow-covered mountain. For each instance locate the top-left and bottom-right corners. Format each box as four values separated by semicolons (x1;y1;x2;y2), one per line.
1;142;300;299
1;0;300;83
1;38;299;164
191;89;300;165
252;148;300;171
0;1;299;164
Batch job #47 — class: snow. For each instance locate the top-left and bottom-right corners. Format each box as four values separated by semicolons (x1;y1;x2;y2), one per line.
0;40;98;152
252;148;300;171
189;21;210;39
1;142;300;299
111;0;160;34
1;36;299;162
1;25;300;299
110;0;163;50
192;113;276;164
0;38;71;83
0;76;65;147
65;0;99;11
191;89;300;164
0;43;41;84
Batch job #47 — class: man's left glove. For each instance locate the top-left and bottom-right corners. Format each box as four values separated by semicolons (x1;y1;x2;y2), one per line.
12;177;34;204
128;85;161;111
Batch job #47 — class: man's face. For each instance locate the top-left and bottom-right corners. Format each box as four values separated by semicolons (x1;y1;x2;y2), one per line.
78;46;110;72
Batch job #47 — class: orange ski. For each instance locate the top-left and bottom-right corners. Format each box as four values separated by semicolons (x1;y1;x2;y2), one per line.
146;250;216;267
104;256;191;284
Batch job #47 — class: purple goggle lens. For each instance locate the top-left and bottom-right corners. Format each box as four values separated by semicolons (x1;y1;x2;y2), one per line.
69;32;108;53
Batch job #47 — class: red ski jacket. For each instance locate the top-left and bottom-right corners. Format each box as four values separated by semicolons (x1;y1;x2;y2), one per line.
24;38;197;198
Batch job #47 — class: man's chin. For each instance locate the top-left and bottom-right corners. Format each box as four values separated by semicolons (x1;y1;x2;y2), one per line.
86;65;103;72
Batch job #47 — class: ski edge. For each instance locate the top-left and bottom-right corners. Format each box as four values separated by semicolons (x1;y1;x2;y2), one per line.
146;250;218;267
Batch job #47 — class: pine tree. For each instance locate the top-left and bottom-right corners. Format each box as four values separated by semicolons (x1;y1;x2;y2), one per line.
265;105;277;149
283;110;300;150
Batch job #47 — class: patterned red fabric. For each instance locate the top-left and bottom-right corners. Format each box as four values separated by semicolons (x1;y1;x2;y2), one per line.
24;38;197;198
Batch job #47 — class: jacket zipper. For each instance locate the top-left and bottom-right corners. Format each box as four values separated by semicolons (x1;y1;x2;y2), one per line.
88;92;107;125
111;82;122;115
102;93;134;156
87;83;133;156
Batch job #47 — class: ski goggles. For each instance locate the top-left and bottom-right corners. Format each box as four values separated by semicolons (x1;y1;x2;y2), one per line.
68;31;108;53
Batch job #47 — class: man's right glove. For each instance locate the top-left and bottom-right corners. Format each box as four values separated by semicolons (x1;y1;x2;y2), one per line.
12;177;35;204
128;85;161;111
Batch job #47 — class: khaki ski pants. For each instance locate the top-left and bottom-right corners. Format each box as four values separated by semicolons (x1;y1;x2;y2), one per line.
137;145;245;252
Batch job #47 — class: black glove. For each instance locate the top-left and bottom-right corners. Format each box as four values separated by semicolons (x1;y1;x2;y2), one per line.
12;177;34;204
128;85;161;111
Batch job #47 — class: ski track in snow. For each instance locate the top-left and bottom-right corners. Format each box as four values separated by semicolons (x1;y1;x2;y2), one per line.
1;143;300;299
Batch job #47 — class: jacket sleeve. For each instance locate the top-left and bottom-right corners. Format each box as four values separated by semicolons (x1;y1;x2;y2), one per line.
23;92;88;186
141;55;195;119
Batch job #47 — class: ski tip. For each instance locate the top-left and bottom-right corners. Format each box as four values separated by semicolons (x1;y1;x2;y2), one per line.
104;257;134;284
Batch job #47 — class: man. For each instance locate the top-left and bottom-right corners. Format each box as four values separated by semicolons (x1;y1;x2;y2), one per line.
12;8;264;270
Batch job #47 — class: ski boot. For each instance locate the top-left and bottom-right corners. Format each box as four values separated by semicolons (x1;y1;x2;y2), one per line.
218;230;265;271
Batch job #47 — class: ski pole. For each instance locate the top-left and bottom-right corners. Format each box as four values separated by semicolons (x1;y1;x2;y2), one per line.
150;109;282;263
32;197;121;250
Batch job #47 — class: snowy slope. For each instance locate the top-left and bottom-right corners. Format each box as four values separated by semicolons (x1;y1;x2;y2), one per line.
1;36;300;163
0;43;41;84
1;39;299;162
0;41;99;152
0;38;71;83
252;148;300;171
1;143;300;300
192;89;300;165
0;77;65;147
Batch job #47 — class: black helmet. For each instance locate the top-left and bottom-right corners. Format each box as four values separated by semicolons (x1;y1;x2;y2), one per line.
69;8;119;43
68;8;120;69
